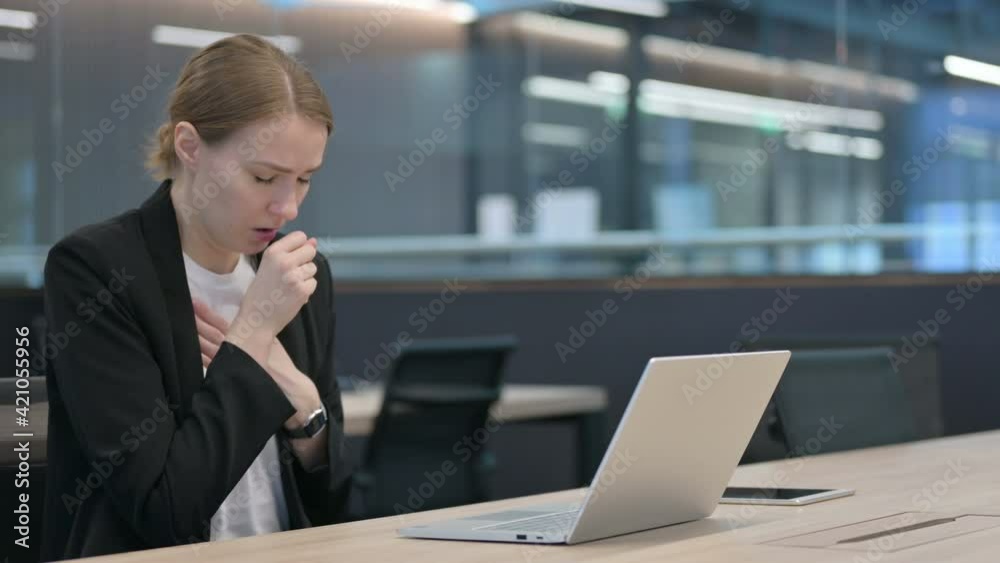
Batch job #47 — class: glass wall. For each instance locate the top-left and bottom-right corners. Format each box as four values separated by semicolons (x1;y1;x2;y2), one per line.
2;0;999;283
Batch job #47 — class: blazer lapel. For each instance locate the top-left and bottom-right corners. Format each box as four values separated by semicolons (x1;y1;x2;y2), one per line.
138;179;204;419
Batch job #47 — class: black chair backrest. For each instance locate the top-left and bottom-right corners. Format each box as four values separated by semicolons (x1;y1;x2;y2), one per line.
748;334;943;438
739;334;942;464
772;346;918;456
360;336;517;517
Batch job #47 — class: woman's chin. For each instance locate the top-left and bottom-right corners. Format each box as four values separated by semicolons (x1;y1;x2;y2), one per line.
247;240;271;254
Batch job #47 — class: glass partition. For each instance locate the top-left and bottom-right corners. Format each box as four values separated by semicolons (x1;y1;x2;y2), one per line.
1;0;999;283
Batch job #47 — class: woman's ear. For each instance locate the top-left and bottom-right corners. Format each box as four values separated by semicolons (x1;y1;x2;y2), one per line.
174;121;201;171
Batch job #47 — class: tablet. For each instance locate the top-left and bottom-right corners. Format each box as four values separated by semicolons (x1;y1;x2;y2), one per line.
720;487;854;506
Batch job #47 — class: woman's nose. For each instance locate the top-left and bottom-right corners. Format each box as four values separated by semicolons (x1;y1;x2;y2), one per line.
269;192;299;222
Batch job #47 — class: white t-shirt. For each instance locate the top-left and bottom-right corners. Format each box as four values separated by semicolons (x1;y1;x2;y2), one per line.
182;251;290;542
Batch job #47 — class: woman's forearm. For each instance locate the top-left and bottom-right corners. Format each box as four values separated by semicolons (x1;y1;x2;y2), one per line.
288;426;329;470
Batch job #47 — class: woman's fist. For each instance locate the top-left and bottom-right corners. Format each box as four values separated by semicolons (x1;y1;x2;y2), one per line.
225;231;319;364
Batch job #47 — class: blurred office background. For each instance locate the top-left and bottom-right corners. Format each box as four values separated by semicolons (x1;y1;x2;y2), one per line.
3;0;1000;523
2;0;1000;281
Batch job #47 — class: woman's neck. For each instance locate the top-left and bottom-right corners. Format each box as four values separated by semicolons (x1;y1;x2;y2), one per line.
169;178;241;274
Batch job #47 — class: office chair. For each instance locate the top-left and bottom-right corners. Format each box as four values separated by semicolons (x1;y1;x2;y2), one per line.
739;335;941;463
770;346;918;456
353;336;517;519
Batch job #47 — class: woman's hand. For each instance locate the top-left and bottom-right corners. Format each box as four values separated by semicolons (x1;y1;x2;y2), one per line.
224;232;319;366
194;298;323;431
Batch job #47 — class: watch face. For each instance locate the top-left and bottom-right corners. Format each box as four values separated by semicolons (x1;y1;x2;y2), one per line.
304;408;328;437
288;407;328;439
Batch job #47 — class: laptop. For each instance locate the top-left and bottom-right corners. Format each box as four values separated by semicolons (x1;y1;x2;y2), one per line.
398;350;791;545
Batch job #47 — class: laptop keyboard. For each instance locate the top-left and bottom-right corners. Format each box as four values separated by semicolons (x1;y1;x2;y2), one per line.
479;510;579;533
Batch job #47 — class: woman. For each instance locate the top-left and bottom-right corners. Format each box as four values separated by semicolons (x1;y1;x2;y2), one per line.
40;34;350;561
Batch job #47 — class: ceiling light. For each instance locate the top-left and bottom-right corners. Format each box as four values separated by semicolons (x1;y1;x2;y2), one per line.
943;55;1000;87
151;25;301;53
643;35;787;75
512;13;628;48
446;2;479;24
522;122;592;147
523;75;624;107
0;8;36;30
0;39;34;61
643;34;919;103
588;71;883;131
302;0;477;23
563;0;667;17
524;72;884;132
785;131;883;160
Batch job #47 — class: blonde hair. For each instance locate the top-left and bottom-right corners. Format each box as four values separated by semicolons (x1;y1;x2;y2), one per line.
145;34;333;180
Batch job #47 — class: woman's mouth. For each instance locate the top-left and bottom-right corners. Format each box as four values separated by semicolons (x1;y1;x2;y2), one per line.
254;228;278;242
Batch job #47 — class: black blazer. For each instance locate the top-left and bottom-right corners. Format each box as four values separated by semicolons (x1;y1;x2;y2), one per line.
40;180;350;561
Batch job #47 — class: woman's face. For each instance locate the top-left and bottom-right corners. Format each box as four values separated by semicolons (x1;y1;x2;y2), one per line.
190;113;328;255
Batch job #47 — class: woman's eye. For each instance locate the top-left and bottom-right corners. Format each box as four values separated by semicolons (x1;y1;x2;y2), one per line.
297;178;311;185
254;176;275;185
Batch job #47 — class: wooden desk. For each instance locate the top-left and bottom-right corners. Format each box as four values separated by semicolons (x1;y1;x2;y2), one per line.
80;430;1000;563
0;385;608;474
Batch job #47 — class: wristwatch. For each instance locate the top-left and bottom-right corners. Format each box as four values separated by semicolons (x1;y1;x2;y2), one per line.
286;404;328;439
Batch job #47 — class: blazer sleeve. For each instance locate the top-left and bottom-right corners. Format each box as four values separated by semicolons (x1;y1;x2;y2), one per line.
290;253;352;525
43;234;297;546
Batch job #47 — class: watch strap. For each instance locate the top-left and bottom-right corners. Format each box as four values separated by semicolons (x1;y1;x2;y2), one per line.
286;404;328;439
